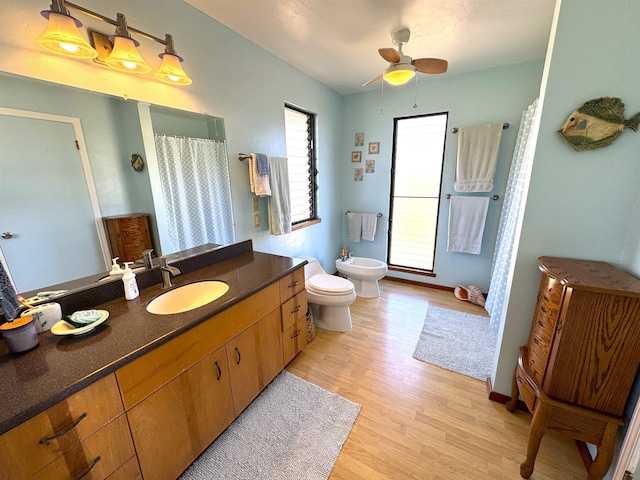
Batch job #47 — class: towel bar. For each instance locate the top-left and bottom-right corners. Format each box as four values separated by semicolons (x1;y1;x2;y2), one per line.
445;194;499;200
345;211;383;217
451;123;509;134
238;153;252;160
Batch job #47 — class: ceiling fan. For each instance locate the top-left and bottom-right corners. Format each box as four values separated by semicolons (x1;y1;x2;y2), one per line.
363;27;448;87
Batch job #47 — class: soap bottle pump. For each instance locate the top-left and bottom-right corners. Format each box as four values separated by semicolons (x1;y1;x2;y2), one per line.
122;262;139;300
109;257;123;277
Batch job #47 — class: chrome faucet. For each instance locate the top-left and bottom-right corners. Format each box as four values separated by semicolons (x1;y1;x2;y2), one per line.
142;249;154;270
160;256;181;289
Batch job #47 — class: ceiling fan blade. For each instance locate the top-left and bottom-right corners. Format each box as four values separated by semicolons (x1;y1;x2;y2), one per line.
412;58;448;74
362;74;383;87
379;48;401;63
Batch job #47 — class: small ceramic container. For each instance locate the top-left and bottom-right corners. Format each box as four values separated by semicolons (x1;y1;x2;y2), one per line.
0;316;39;353
20;302;62;333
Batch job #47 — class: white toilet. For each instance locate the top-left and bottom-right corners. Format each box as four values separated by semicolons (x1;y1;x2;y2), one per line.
335;257;388;298
301;257;356;332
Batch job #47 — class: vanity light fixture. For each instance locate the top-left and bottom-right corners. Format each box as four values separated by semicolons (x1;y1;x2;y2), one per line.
153;35;192;85
382;63;416;86
37;0;98;59
105;13;151;74
37;0;192;85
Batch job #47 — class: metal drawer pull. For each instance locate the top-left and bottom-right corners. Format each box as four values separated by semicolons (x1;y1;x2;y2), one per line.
516;375;523;383
39;412;87;444
214;360;222;381
291;329;301;339
73;456;100;480
235;347;241;365
533;338;540;345
537;320;544;327
291;305;301;314
289;281;299;288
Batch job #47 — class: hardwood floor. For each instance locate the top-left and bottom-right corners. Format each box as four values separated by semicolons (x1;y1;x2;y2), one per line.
286;279;586;480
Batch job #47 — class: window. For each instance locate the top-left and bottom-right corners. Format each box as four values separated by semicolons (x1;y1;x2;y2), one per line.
388;113;448;272
284;104;318;226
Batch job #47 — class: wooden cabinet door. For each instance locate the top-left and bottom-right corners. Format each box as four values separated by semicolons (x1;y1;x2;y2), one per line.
127;347;234;480
227;308;284;415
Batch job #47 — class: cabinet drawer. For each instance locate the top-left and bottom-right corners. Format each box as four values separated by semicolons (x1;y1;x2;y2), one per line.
283;315;307;366
281;290;307;331
516;364;537;412
539;273;563;308
279;268;305;302
30;414;135;480
117;283;279;410
0;374;123;480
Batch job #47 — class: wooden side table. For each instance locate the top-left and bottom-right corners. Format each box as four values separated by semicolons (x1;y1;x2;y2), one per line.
103;214;153;263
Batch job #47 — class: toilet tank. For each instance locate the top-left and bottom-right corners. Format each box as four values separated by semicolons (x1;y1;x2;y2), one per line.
298;257;326;279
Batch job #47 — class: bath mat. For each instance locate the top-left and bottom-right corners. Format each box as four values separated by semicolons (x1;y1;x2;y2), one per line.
179;370;361;480
412;305;496;380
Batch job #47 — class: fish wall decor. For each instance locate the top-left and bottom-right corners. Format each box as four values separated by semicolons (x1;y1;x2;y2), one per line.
558;97;640;151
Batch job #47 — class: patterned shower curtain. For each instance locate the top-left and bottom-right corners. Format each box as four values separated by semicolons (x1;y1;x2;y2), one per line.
154;134;235;253
485;98;540;331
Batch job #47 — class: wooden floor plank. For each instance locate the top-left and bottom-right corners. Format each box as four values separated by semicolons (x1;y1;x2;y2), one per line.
286;279;586;480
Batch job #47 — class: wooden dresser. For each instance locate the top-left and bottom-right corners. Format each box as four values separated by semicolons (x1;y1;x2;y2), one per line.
506;256;640;480
104;214;153;263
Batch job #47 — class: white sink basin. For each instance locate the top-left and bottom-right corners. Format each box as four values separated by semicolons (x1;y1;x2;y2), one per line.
146;281;229;315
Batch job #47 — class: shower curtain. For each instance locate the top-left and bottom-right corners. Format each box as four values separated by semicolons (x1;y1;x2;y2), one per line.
485;98;540;331
154;134;235;253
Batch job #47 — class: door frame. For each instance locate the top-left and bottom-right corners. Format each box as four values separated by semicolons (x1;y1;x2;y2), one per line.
612;398;640;479
0;107;111;277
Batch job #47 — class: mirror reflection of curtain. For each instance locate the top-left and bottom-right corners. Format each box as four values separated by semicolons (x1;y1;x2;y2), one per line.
485;98;540;331
154;134;235;252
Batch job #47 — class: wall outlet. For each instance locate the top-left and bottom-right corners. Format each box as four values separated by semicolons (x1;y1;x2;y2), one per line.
252;197;259;212
253;213;260;227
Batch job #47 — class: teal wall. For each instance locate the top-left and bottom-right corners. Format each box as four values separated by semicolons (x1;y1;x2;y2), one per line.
341;61;543;290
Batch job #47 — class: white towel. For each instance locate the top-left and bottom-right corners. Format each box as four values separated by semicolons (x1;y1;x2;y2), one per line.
347;212;362;242
267;156;291;235
447;196;490;254
361;213;378;241
454;123;503;192
250;154;271;196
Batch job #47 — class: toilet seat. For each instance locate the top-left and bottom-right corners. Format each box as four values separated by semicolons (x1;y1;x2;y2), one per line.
307;274;354;296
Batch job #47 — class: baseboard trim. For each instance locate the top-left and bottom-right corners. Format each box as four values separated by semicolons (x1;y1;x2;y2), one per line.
383;276;454;292
485;376;527;411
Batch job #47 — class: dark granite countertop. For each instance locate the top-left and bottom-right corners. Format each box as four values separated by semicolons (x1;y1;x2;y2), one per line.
0;241;305;435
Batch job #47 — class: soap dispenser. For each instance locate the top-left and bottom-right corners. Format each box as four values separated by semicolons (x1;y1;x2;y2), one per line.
109;257;123;277
122;262;139;300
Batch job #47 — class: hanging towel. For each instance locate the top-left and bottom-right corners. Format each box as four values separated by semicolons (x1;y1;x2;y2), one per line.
347;212;362;242
249;154;271;196
447;196;490;254
255;153;270;175
454;123;503;192
361;213;378;241
0;261;20;321
268;156;291;235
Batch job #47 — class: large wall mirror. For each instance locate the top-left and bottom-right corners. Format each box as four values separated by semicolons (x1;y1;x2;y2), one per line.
0;72;234;297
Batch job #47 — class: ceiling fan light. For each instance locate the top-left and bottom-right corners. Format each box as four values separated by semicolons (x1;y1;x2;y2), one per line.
105;36;151;73
383;64;416;86
154;53;192;85
37;11;98;59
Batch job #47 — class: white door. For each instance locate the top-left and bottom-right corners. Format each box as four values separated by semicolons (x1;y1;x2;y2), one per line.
612;397;640;479
0;111;108;293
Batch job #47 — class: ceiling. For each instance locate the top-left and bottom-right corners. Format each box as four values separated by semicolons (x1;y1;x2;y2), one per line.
185;0;556;95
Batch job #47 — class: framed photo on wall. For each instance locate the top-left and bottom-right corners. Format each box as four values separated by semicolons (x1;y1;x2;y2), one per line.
351;151;362;162
355;132;364;146
368;142;380;154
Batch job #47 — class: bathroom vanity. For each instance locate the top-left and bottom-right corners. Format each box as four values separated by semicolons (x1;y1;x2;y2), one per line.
0;241;307;479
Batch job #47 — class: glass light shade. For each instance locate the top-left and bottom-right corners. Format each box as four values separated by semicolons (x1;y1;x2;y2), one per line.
37;11;98;59
105;36;151;73
154;53;192;85
383;65;416;86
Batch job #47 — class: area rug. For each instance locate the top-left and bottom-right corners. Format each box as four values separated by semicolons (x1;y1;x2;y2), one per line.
180;370;361;480
412;305;497;380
